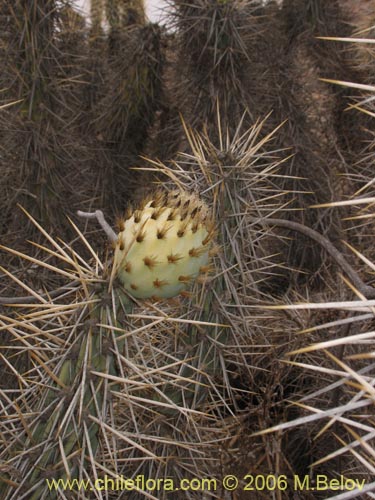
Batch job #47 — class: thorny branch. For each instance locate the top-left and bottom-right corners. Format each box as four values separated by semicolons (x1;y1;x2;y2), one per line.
0;281;80;305
250;217;375;299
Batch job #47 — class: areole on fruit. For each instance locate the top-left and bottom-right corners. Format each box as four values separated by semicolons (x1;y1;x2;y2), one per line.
114;190;215;299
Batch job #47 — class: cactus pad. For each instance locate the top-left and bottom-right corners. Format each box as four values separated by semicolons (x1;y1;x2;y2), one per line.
114;190;214;299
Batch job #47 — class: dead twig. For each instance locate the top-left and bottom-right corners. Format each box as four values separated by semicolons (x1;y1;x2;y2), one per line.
77;209;118;244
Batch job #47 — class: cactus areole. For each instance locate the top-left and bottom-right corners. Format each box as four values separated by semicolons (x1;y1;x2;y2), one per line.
114;190;214;299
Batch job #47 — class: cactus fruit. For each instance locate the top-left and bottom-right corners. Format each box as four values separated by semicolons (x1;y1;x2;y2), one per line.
114;190;214;299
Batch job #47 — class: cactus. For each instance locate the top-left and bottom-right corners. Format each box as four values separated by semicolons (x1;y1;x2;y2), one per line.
246;26;375;486
169;0;252;135
0;187;217;498
93;20;165;207
106;0;146;33
3;0;375;495
253;203;375;488
0;214;117;497
0;0;109;242
0;114;294;498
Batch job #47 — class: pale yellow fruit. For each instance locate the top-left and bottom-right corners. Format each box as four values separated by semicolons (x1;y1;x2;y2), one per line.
114;191;213;299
